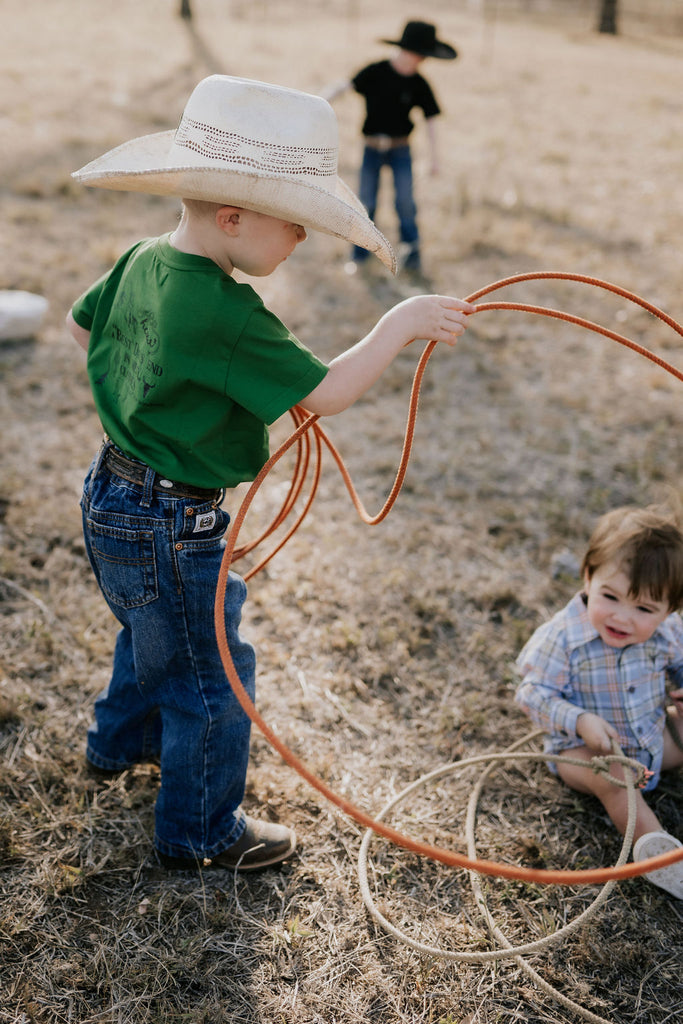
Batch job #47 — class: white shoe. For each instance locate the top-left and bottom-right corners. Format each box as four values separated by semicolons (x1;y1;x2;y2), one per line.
632;831;683;899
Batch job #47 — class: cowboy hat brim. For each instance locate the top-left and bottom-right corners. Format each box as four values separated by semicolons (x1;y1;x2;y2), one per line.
73;130;396;272
380;37;457;60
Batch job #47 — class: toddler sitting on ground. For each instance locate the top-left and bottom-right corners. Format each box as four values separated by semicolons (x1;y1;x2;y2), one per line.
516;503;683;899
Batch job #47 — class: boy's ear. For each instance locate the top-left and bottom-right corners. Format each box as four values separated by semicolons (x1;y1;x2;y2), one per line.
216;206;242;233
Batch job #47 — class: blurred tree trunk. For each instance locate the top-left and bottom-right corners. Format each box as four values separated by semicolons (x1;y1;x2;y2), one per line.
598;0;618;34
180;0;193;20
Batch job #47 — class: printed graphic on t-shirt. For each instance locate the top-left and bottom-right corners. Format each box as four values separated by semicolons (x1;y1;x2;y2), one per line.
104;293;163;402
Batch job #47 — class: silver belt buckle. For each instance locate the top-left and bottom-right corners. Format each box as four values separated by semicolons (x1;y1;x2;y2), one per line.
375;134;392;152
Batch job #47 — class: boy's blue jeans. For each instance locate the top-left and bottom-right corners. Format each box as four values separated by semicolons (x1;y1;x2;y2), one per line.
81;444;256;861
352;144;419;263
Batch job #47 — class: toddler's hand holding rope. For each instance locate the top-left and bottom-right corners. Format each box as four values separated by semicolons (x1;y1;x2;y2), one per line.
577;711;620;755
668;685;683;715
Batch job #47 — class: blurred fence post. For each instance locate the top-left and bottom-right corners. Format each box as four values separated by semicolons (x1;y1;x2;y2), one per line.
597;0;618;34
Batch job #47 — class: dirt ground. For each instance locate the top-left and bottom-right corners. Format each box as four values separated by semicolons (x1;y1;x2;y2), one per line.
1;2;683;1022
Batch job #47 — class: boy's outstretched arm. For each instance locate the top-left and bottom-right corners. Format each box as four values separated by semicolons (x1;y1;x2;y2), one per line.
425;117;440;177
66;309;91;352
301;294;474;417
320;79;352;104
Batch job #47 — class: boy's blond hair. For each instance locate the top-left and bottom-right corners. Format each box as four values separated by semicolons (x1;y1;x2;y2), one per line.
581;503;683;610
181;198;223;220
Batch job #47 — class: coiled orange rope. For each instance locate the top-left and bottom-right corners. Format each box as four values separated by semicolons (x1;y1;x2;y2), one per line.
215;271;683;885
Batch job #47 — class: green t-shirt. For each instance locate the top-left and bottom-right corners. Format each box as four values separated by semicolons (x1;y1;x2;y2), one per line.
72;235;328;488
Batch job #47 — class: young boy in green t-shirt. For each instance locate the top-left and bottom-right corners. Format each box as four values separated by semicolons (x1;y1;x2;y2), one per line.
66;74;473;872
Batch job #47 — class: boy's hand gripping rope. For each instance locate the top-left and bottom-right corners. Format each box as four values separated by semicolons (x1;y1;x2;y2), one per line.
215;271;683;887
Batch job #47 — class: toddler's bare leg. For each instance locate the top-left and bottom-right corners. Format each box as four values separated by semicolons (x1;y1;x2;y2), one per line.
557;745;660;841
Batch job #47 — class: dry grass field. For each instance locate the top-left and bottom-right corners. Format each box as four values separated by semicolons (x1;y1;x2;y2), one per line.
1;1;683;1022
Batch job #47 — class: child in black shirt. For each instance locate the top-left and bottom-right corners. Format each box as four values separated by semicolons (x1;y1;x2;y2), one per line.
326;20;457;274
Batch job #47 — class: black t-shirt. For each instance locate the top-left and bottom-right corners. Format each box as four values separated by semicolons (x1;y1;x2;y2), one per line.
351;60;440;138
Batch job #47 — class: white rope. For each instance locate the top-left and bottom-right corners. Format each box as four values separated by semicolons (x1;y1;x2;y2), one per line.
358;731;639;1024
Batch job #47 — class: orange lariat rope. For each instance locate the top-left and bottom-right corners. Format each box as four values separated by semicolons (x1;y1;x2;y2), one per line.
215;271;683;885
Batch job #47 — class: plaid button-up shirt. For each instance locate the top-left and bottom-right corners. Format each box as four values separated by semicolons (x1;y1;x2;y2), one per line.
515;591;683;789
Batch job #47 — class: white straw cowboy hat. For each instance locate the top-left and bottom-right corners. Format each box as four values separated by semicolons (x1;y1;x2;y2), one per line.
73;75;396;272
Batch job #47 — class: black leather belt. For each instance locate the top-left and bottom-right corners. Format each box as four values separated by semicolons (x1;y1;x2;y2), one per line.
103;446;222;502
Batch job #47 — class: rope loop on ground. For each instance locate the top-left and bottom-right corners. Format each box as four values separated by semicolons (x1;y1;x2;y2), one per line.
357;732;637;1024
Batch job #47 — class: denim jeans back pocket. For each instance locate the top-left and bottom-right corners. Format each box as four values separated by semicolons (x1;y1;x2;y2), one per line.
86;519;159;609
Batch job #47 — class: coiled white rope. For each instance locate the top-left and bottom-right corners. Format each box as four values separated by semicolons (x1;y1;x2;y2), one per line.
358;731;640;1024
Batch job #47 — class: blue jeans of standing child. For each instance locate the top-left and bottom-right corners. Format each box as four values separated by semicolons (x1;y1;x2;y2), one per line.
352;144;420;266
81;442;256;862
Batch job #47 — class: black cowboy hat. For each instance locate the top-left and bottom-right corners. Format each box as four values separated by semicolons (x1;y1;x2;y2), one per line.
381;20;457;61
